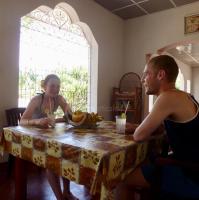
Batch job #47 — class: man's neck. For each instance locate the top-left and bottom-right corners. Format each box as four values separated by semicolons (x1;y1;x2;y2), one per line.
157;83;176;96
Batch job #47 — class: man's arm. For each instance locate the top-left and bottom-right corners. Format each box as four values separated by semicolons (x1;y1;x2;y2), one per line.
133;93;173;142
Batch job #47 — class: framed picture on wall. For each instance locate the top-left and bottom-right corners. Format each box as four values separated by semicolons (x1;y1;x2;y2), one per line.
185;14;199;34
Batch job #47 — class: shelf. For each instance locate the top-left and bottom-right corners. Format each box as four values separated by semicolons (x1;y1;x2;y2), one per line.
112;83;142;124
113;109;136;112
114;97;135;100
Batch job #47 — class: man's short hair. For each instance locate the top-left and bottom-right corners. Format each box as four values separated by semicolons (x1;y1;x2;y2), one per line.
149;55;179;82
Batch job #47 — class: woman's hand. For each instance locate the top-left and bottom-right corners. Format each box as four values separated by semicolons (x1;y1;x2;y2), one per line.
37;117;52;128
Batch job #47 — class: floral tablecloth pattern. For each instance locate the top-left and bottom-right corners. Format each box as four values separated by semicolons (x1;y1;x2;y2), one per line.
0;121;162;200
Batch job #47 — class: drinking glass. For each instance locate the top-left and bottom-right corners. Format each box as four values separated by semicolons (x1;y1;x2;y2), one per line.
115;116;126;134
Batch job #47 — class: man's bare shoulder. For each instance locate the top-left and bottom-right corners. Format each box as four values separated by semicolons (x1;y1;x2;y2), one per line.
159;89;186;99
155;90;186;107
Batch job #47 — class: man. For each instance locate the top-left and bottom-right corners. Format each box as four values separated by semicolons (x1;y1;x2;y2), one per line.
116;55;199;199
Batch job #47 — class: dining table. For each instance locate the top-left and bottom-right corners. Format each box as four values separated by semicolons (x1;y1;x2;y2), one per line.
0;121;163;200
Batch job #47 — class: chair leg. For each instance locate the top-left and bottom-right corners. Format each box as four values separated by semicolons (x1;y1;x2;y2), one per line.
135;188;153;200
140;190;152;200
7;154;15;177
134;192;141;200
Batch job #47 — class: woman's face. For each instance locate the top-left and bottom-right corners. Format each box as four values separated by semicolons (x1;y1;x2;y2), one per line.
44;78;60;97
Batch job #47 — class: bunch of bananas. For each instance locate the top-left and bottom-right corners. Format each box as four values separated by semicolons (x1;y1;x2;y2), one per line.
84;112;103;124
72;110;86;123
69;111;103;128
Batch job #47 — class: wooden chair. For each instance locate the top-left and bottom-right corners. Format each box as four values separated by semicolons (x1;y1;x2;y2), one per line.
5;107;26;176
5;107;26;126
152;152;199;200
136;138;199;200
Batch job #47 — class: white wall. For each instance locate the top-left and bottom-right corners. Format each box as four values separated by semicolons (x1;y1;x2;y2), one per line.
1;0;199;128
124;1;199;75
0;0;124;127
192;68;199;101
124;2;199;116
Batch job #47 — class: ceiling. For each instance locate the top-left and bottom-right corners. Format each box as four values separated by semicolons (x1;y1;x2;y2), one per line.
166;43;199;67
94;0;199;20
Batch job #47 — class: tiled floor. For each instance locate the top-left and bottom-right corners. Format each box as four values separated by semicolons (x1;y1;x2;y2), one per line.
0;162;92;200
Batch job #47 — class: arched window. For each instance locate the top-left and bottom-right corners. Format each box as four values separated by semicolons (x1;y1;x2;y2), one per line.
175;69;185;91
18;3;98;113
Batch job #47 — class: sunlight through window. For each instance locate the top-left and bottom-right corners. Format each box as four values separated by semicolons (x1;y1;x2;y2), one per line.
19;6;90;113
187;80;191;93
175;69;184;91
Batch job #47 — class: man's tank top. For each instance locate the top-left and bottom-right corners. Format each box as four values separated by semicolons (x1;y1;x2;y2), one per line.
164;95;199;163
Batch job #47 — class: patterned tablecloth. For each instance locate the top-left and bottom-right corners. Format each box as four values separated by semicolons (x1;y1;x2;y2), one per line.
0;121;162;200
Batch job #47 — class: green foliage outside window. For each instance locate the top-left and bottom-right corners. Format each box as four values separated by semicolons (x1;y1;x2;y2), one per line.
19;66;88;116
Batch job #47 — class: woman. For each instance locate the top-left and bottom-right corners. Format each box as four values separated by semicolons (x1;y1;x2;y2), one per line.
20;74;78;200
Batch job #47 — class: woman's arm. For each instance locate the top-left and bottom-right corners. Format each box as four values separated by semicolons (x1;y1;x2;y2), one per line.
20;97;50;127
20;97;38;125
56;95;72;122
58;95;72;114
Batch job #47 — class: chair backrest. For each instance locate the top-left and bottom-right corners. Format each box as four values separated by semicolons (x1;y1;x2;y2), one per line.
5;107;26;126
119;72;141;93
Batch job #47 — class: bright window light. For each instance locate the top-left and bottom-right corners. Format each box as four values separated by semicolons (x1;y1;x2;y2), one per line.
18;6;90;113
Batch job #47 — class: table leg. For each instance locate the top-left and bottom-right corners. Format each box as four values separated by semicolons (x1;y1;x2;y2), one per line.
90;193;100;200
15;157;27;200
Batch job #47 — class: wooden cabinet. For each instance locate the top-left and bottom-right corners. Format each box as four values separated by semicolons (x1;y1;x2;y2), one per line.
112;73;142;124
